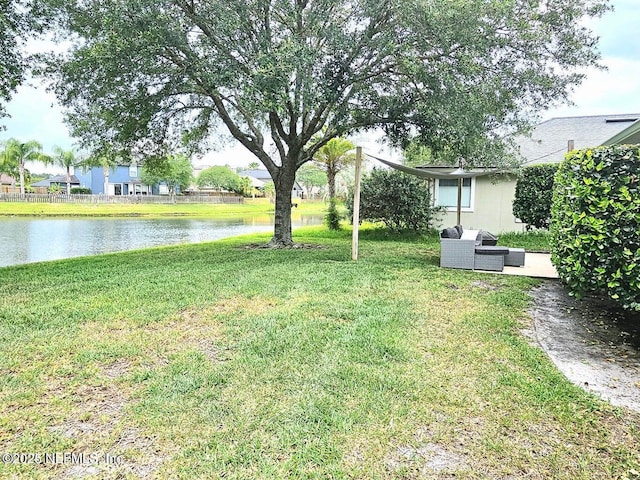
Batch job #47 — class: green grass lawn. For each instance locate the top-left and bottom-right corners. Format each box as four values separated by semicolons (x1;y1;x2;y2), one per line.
498;230;552;252
0;198;327;218
0;227;638;479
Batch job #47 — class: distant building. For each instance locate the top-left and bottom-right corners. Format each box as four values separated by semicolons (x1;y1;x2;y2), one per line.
238;169;305;198
31;175;81;193
75;164;171;195
1;174;16;193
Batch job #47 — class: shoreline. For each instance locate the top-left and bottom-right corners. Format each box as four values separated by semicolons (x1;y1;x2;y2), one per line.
0;199;329;219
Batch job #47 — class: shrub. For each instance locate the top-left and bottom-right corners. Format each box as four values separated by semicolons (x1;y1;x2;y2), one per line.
324;199;341;230
512;163;558;229
550;145;640;311
347;168;440;233
71;187;91;194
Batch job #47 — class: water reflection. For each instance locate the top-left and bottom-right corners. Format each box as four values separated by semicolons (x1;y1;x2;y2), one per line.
0;214;323;267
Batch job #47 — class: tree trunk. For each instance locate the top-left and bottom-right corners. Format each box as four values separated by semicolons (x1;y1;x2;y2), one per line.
269;168;296;247
103;166;109;195
66;167;71;195
19;162;25;197
327;164;337;202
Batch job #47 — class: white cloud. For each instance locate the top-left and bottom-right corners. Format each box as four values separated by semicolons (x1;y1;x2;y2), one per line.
544;57;640;119
1;81;75;149
197;143;258;169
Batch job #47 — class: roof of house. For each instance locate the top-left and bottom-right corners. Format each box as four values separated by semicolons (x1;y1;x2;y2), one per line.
603;118;640;146
0;174;16;185
238;169;272;181
31;175;81;187
242;175;266;188
517;113;640;165
238;169;304;190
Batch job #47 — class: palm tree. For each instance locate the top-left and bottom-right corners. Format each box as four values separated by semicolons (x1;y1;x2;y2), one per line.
0;139;51;195
52;147;78;195
313;137;355;202
0;147;19;180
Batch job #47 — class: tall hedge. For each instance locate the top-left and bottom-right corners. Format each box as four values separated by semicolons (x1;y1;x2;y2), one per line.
512;163;558;229
550;145;640;311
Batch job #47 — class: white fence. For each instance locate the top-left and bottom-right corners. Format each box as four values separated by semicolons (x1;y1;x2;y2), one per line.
0;193;244;204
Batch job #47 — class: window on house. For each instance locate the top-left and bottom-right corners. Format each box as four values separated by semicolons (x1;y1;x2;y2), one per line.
436;178;472;209
129;164;138;177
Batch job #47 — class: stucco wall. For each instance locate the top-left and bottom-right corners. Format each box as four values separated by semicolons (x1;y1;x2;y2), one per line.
435;175;527;234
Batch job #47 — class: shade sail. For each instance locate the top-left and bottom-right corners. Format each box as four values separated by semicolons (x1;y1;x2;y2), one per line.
364;153;495;179
364;153;498;226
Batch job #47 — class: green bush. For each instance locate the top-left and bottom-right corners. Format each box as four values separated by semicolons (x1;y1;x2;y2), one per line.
324;199;341;230
71;187;92;194
550;145;640;311
347;168;440;233
512;163;558;229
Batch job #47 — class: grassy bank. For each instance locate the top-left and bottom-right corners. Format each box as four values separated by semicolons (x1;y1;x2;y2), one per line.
0;198;327;218
0;227;638;479
498;230;552;252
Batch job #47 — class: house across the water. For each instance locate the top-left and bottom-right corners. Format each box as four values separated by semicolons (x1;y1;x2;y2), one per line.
75;164;173;195
30;175;81;193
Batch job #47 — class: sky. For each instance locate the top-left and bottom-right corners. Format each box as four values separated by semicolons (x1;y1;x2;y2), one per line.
1;0;639;175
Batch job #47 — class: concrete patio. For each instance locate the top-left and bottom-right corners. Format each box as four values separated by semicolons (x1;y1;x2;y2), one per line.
477;252;559;279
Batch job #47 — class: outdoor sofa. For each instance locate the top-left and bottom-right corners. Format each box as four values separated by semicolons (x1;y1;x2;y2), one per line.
439;225;525;272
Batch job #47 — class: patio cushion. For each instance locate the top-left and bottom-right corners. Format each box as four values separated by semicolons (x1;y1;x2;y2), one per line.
441;227;460;239
475;245;509;255
454;224;463;237
481;231;499;246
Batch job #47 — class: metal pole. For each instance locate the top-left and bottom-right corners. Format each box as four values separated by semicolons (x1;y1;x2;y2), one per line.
352;146;363;261
456;176;462;226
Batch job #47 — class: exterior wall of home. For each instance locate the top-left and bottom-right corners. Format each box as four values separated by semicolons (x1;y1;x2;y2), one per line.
75;166;158;195
75;167;106;193
435;175;527;234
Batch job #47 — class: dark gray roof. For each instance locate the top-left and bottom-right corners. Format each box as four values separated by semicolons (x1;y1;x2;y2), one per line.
516;113;640;165
238;169;272;181
31;175;81;187
239;168;304;190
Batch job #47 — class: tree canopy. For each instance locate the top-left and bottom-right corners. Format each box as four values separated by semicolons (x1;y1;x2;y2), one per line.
0;0;46;122
0;0;26;119
0;138;50;195
52;146;78;195
313;137;355;202
296;162;326;199
197;166;242;193
44;0;609;245
141;154;193;195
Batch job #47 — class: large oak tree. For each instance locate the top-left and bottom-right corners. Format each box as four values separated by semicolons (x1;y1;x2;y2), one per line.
0;0;47;121
0;0;28;120
45;0;607;246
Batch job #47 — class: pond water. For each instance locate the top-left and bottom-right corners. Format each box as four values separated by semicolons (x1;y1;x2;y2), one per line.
0;214;323;267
